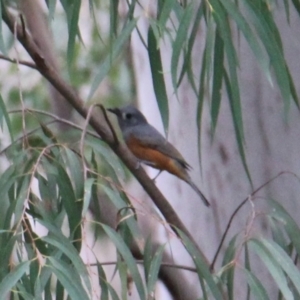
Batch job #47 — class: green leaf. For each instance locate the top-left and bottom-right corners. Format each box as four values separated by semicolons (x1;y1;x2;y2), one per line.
101;185;140;239
86;138;126;181
211;28;224;137
158;0;175;31
171;3;194;92
13;175;30;227
0;235;19;281
249;238;294;300
0;94;14;141
176;228;223;299
221;235;237;300
148;26;169;135
197;41;209;172
109;0;119;37
291;0;300;17
244;242;251;299
209;0;252;185
117;259;128;299
101;224;146;300
0;261;30;297
223;70;252;186
243;268;269;300
147;244;165;296
243;0;295;113
15;283;34;300
0;3;7;55
56;163;82;250
88;18;138;101
64;148;84;199
269;199;300;256
259;238;300;296
108;284;121;300
48;257;89;300
67;0;81;68
143;235;153;282
96;261;109;300
218;0;270;82
268;216;288;251
178;2;204;90
41;235;91;296
82;178;95;216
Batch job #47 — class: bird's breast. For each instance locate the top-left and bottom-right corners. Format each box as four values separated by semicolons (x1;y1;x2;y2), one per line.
126;135;187;180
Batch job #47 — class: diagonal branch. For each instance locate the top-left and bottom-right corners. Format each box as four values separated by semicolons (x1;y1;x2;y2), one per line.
2;6;209;265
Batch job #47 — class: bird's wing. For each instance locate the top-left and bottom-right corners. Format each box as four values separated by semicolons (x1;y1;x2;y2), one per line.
126;125;191;170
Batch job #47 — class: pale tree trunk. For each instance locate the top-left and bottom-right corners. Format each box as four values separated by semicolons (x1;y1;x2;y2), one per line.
131;2;300;299
19;0;73;124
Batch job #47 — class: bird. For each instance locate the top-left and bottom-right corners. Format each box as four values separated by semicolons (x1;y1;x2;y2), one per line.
108;105;210;207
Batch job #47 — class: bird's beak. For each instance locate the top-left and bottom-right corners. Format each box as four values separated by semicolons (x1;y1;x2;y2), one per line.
107;108;121;117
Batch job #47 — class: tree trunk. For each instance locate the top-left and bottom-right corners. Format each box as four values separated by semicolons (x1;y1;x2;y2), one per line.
131;2;300;298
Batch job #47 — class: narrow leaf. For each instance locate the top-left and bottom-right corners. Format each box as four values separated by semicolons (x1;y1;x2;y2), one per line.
147;245;165;296
291;0;300;17
243;268;269;300
42;235;91;295
82;178;95;216
0;261;30;297
176;228;223;299
250;238;293;300
223;71;252;186
148;26;169;134
88;18;138;100
260;238;300;295
101;224;146;300
221;235;237;300
0;3;7;55
96;261;109;300
243;0;294;113
269;199;300;256
67;0;81;68
0;94;14;141
158;0;175;31
211;28;224;136
48;257;89;300
171;3;194;92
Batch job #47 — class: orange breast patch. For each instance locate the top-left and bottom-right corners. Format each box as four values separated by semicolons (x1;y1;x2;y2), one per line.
126;136;187;180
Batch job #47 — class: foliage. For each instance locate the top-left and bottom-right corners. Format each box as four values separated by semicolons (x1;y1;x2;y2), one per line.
0;0;299;299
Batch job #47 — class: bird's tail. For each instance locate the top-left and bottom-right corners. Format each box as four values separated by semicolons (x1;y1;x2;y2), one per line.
186;178;210;207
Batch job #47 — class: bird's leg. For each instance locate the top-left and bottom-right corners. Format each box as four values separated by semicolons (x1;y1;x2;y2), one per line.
152;170;163;182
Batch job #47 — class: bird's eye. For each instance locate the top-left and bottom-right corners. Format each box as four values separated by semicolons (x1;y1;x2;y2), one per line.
126;113;132;120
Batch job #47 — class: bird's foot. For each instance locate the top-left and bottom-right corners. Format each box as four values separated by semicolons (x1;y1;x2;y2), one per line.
151;170;162;183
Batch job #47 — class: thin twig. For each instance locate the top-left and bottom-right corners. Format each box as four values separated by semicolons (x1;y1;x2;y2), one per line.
98;104;119;145
0;110;102;156
0;120;54;156
0;54;37;69
9;108;100;139
210;171;298;271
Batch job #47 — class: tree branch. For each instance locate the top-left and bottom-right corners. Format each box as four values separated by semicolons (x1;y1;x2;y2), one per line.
0;54;37;69
2;5;209;265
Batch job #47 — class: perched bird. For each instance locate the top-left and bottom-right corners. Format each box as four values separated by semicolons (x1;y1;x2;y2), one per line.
108;105;210;207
